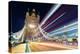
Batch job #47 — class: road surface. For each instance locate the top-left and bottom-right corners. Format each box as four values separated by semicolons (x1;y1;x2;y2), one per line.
10;41;78;53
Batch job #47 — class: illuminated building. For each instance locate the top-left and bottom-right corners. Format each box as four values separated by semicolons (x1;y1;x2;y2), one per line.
23;9;40;41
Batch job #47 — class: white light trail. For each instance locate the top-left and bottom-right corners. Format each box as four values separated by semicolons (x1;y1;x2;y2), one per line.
49;25;77;36
43;12;66;30
39;26;53;40
40;4;61;27
50;21;78;34
38;4;61;40
18;25;27;42
68;32;77;37
10;25;26;43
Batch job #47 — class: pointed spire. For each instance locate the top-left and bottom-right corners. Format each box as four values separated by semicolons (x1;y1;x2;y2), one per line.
26;12;29;16
31;9;36;16
32;9;35;12
26;8;29;16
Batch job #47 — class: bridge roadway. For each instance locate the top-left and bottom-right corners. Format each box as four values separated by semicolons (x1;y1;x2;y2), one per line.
10;41;77;53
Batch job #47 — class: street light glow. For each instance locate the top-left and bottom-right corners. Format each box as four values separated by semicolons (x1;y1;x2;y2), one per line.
28;24;36;28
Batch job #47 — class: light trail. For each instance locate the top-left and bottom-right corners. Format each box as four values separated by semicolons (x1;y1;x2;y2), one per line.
49;21;78;34
11;4;62;42
11;25;28;42
39;26;54;40
43;12;66;30
39;4;62;40
39;20;77;37
18;25;27;42
50;29;77;37
68;32;77;36
11;25;26;40
40;4;61;27
30;42;76;50
49;26;77;36
11;44;26;53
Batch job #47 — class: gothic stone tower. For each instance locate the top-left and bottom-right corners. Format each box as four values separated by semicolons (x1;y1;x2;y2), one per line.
23;9;40;41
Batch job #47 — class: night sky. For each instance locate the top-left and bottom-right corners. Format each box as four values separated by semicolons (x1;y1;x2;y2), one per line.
44;5;78;32
9;1;78;34
9;1;53;33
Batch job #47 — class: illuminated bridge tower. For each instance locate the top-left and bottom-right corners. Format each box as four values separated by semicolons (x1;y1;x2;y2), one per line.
22;9;40;42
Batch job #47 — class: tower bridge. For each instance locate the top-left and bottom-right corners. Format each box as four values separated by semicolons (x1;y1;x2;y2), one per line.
9;3;78;53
